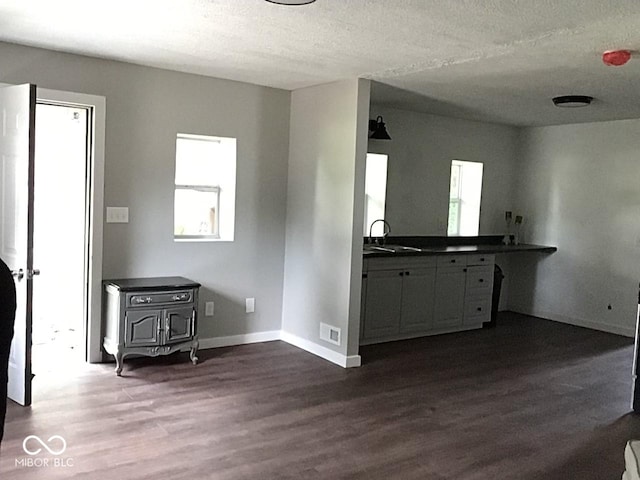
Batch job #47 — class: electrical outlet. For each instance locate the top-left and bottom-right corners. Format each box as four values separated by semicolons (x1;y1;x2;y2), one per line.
205;301;214;316
106;207;129;223
245;298;255;313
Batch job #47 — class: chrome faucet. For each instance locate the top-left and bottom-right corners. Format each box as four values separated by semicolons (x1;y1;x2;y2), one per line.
368;219;391;246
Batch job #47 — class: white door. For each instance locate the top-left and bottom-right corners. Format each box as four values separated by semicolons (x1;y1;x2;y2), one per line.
0;83;37;406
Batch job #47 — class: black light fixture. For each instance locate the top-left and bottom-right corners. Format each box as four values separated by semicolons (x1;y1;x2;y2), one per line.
552;95;594;108
368;116;391;140
265;0;316;5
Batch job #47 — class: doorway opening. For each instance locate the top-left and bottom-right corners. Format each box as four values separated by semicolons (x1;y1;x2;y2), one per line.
31;102;91;381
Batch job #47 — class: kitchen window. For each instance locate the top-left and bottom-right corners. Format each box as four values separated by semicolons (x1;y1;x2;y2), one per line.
363;153;388;236
447;160;483;236
174;133;236;241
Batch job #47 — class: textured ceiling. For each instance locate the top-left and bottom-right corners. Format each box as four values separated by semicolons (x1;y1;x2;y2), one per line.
1;0;640;126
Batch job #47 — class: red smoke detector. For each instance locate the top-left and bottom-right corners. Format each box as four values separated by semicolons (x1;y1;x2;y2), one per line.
602;50;632;66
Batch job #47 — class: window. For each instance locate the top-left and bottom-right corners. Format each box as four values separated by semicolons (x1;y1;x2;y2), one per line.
363;153;388;237
174;133;236;241
447;160;483;236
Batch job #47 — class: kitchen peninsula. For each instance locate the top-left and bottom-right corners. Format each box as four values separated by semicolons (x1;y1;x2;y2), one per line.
360;236;556;345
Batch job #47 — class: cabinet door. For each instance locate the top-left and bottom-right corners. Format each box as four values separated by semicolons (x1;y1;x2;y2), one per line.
400;268;436;333
125;309;162;347
433;266;466;329
164;307;194;344
363;270;403;339
360;274;368;340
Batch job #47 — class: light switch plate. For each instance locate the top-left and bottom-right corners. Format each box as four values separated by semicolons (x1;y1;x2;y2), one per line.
106;207;129;223
205;301;214;316
245;298;255;313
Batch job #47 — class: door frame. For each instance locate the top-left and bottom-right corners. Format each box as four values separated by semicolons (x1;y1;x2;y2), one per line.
35;88;106;363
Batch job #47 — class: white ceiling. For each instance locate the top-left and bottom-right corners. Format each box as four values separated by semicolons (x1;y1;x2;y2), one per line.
1;0;640;126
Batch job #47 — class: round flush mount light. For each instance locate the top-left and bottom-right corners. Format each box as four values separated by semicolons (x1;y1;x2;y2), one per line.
265;0;316;4
552;95;594;108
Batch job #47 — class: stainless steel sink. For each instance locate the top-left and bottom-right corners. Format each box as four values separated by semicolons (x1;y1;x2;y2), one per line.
363;244;422;254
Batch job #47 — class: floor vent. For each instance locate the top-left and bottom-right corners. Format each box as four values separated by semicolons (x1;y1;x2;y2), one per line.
320;323;341;346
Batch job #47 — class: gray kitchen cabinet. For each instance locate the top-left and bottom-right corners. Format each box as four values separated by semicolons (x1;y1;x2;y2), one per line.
361;253;496;344
433;265;467;328
399;268;437;333
103;276;201;376
463;259;494;325
362;269;403;339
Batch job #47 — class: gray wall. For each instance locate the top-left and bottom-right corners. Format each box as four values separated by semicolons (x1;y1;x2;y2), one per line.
282;79;369;358
0;41;291;340
367;105;520;236
508;119;640;336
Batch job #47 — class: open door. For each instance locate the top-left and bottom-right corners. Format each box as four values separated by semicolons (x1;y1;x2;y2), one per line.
0;84;37;407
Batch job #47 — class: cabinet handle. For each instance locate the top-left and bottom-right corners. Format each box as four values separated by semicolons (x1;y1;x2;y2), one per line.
399;272;404;276
134;296;152;304
479;279;484;283
450;259;456;263
171;293;188;301
362;273;368;279
480;257;485;261
477;307;482;312
463;268;467;272
405;271;411;276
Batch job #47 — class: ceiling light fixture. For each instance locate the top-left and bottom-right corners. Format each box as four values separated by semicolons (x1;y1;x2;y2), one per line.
368;116;391;140
264;0;316;5
552;95;593;108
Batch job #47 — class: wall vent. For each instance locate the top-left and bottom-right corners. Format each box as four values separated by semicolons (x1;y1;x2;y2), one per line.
320;322;341;346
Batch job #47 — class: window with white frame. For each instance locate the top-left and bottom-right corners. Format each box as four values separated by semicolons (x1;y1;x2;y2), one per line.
447;160;483;236
363;153;389;237
174;133;236;241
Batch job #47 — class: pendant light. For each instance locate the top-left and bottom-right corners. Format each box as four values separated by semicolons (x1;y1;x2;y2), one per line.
368;116;391;140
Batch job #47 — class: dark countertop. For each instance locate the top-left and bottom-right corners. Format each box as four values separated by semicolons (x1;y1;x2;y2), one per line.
363;243;557;258
104;276;201;291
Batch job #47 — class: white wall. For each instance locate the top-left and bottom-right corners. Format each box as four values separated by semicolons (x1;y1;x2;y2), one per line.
281;79;369;366
0;41;291;342
508;119;640;337
367;106;520;236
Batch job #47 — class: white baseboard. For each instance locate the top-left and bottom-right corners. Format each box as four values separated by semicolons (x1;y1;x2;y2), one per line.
197;330;362;368
508;308;635;338
198;330;281;349
280;331;361;368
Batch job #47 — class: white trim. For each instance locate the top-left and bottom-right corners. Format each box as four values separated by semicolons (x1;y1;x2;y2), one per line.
509;308;635;338
36;87;106;363
198;330;281;349
280;331;361;369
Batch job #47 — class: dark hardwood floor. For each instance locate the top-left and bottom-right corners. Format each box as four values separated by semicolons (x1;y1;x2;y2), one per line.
1;312;638;479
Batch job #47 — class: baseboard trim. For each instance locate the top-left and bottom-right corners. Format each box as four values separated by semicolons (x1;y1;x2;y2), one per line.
198;330;282;350
508;308;635;338
280;331;361;369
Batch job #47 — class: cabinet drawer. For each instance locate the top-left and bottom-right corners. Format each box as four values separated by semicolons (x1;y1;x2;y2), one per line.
368;256;437;271
464;295;491;318
463;312;491;326
436;255;467;267
465;266;493;295
127;289;194;308
466;254;495;266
